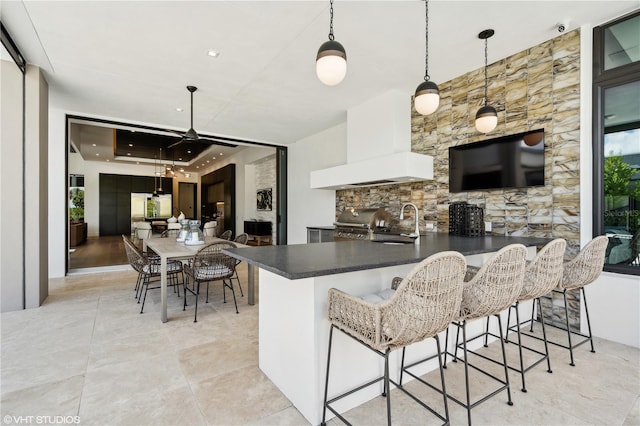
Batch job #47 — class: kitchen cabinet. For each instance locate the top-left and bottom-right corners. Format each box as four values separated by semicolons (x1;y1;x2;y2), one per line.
306;226;334;243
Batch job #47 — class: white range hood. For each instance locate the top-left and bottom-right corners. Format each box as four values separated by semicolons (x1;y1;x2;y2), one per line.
310;91;433;190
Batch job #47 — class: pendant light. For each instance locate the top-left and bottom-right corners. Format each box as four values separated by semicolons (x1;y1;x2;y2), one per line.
152;154;159;197
154;148;164;196
475;29;498;133
414;0;439;115
316;0;347;86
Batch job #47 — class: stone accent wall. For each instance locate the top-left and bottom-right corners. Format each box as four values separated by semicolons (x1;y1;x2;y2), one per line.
254;154;277;244
336;29;582;329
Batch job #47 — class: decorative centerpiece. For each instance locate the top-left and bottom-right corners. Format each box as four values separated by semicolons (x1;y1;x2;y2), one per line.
184;220;205;245
176;219;190;242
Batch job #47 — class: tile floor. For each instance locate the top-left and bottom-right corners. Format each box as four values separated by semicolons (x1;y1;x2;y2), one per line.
1;265;639;425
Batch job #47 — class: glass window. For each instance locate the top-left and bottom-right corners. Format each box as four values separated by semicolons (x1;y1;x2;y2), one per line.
604;14;640;71
594;11;640;275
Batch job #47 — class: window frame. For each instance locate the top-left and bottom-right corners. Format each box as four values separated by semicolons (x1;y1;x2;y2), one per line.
592;9;640;276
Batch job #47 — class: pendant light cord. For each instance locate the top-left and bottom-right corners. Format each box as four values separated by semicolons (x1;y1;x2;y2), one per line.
424;0;430;82
483;36;488;106
328;0;335;41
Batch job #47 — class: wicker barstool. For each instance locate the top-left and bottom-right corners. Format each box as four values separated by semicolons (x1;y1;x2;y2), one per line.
183;241;239;322
502;238;566;393
445;244;527;426
122;235;183;313
321;251;467;426
530;235;608;366
219;230;233;240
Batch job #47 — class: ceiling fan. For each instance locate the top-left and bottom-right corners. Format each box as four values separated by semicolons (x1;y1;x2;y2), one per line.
168;85;220;149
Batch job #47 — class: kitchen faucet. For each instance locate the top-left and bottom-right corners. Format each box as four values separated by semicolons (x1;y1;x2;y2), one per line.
399;202;420;244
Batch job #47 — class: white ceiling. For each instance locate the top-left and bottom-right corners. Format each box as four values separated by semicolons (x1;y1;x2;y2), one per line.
2;1;639;152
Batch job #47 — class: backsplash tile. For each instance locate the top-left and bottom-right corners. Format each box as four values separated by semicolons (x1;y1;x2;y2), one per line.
335;29;582;329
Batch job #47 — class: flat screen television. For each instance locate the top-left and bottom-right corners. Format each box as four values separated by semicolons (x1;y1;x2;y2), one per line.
449;129;545;192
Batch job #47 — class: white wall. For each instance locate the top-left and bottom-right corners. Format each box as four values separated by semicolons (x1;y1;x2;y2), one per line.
287;122;347;244
1;59;25;311
246;155;277;243
48;108;67;278
24;65;49;308
180;145;276;239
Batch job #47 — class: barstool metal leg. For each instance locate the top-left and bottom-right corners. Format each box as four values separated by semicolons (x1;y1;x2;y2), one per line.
581;287;596;353
513;302;527;392
321;325;334;426
461;321;472;426
384;348;391;426
496;314;514;406
562;290;575;366
537;298;553;373
434;334;451;423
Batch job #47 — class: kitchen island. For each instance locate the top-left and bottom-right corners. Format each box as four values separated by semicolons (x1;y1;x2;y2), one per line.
224;234;548;424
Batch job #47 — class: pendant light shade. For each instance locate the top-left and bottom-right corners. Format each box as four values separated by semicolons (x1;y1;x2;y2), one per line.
475;29;497;133
414;0;439;115
475;105;498;133
316;0;346;86
316;40;347;86
415;78;440;115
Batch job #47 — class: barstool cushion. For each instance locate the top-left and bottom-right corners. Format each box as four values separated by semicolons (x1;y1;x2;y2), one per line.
360;288;395;304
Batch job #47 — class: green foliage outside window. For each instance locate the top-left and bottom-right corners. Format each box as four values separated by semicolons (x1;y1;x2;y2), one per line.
69;188;85;221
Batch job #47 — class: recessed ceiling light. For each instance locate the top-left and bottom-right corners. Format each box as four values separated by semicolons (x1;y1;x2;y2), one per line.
185;173;191;178
187;150;191;154
127;153;131;156
92;143;96;147
201;163;205;166
206;160;210;163
196;166;199;169
106;159;110;162
219;153;223;156
176;108;183;112
207;50;220;58
178;157;182;161
95;153;99;156
179;168;184;172
212;157;216;160
128;143;133;147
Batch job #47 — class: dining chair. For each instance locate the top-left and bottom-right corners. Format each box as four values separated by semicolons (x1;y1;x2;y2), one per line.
122;235;183;313
160;228;180;238
229;233;249;297
183;241;239;322
203;221;217;237
321;251;467;426
530;235;608;366
219;230;233;240
503;238;566;392
133;222;152;246
444;244;527;426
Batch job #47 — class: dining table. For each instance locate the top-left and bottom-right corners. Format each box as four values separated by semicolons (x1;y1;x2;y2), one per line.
144;236;252;323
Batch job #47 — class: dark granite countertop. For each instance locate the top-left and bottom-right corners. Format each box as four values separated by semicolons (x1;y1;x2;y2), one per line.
223;233;550;280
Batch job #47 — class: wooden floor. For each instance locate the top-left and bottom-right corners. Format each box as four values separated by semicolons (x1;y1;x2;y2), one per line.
69;235;129;269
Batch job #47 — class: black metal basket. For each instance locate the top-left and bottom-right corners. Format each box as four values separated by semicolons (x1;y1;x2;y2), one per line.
449;202;468;235
449;202;485;236
465;205;485;237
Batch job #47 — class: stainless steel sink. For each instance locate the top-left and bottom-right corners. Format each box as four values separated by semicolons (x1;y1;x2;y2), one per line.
370;232;417;244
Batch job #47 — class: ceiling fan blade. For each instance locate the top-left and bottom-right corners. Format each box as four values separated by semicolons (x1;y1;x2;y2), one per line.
197;137;238;148
164;129;184;136
167;137;185;149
